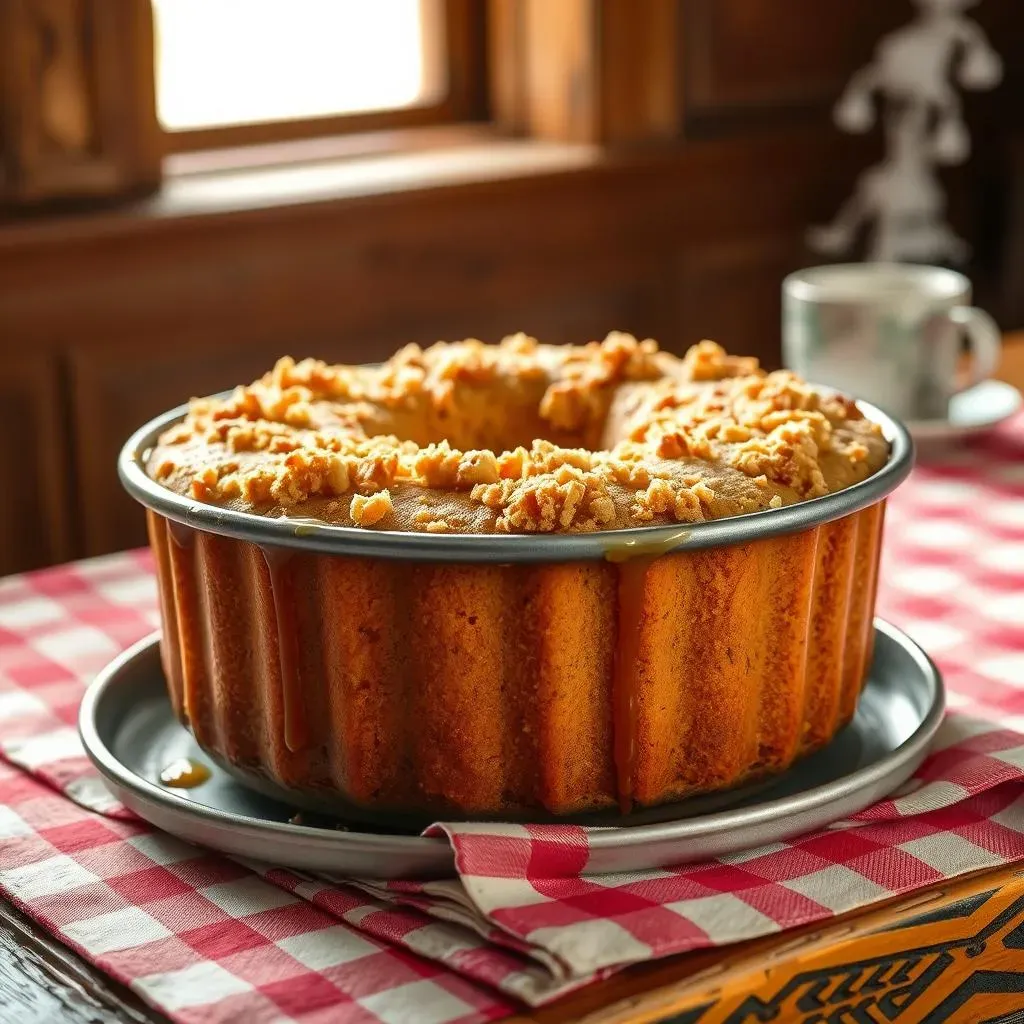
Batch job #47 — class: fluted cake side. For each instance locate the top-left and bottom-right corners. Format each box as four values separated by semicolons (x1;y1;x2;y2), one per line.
147;501;885;820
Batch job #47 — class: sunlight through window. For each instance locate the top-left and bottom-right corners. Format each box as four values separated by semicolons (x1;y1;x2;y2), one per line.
154;0;444;132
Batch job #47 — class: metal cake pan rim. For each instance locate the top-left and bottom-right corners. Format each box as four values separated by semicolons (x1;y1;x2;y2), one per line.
118;392;913;563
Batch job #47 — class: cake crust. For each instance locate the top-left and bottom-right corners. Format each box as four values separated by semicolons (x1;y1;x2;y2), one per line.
147;335;888;534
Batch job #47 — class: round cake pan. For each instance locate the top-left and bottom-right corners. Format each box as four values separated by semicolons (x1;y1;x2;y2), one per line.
118;396;913;562
79;620;944;879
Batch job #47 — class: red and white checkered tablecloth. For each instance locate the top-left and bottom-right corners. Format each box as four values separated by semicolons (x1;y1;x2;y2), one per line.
2;414;1024;1023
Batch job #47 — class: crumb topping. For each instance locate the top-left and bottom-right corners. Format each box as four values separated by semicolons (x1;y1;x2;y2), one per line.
350;489;394;527
149;335;888;533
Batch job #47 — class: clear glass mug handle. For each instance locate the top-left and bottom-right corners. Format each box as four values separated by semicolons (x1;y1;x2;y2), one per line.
947;305;1000;392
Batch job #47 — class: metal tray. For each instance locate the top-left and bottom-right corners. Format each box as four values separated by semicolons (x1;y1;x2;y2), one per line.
79;620;944;879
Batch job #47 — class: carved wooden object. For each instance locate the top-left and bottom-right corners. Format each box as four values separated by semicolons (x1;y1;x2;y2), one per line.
0;0;159;204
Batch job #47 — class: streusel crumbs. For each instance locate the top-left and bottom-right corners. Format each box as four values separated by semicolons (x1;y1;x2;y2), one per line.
149;335;888;533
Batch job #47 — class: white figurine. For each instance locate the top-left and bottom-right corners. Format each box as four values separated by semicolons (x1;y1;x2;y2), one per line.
808;104;969;263
810;0;1002;264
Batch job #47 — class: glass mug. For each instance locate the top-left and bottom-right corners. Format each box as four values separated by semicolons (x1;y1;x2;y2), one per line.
783;263;1000;422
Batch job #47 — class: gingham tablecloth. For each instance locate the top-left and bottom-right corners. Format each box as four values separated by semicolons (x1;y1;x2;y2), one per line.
2;415;1024;1023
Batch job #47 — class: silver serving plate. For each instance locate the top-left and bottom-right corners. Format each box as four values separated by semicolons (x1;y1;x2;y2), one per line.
117;396;913;562
79;621;944;879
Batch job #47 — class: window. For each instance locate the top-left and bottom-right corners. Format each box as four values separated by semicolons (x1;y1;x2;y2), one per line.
152;0;483;151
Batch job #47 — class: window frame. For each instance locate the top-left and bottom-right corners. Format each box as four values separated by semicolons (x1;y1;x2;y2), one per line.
157;0;488;154
0;0;678;208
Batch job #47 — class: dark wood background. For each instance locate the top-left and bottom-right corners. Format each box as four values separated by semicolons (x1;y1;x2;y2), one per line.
2;0;1023;577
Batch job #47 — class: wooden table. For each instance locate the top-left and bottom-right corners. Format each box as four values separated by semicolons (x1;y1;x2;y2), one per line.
4;333;1024;1024
998;330;1024;390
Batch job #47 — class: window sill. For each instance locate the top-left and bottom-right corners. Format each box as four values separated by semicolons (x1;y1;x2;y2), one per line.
0;126;600;248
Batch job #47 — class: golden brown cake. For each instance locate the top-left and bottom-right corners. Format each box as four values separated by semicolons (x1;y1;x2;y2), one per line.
142;334;891;819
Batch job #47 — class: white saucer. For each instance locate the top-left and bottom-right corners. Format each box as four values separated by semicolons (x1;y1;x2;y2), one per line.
907;380;1022;444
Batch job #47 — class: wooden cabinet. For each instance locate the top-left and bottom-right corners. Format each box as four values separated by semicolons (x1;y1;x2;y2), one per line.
681;1;907;130
0;353;71;574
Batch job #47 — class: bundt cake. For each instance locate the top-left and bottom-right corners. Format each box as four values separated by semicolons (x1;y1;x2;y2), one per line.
139;334;892;820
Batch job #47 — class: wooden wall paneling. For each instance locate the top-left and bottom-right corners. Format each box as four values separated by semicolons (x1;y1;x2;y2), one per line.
0;131;864;335
524;0;600;143
489;0;680;146
488;0;602;143
442;0;491;122
674;233;811;364
487;0;528;134
0;350;71;576
1001;137;1024;327
680;0;910;136
490;0;1024;145
969;0;1024;117
679;0;1024;139
0;158;689;348
0;0;160;205
597;0;680;145
88;0;160;177
0;130;851;336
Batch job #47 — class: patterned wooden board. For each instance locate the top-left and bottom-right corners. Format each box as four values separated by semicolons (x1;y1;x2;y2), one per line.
520;865;1024;1022
699;882;1024;1021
